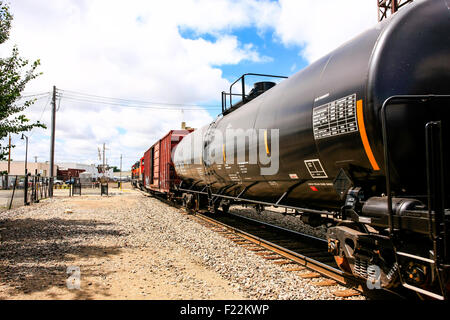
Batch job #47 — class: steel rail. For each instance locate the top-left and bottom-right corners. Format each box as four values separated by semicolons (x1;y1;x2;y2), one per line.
137;188;406;299
193;211;363;290
228;212;327;244
139;188;351;285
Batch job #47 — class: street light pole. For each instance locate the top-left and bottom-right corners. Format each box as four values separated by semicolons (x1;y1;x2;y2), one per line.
7;134;11;174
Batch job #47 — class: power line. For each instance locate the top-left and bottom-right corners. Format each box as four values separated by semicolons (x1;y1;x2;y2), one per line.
12;94;50;112
60;96;221;111
22;89;222;111
61;89;219;107
58;89;221;110
19;92;51;99
29;94;52;138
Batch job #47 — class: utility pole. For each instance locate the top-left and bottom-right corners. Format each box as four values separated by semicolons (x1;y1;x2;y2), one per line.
49;85;56;196
7;134;11;174
21;134;29;205
119;154;122;190
102;143;106;177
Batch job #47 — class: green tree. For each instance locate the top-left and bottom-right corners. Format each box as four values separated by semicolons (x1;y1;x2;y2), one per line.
0;1;45;160
111;166;121;172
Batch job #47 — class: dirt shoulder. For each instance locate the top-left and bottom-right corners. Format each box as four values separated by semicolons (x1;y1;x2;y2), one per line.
0;191;244;300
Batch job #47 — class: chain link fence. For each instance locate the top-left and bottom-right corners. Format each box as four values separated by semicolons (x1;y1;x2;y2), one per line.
1;175;124;211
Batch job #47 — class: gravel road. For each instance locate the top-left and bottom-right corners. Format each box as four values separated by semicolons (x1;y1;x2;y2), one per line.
0;190;365;300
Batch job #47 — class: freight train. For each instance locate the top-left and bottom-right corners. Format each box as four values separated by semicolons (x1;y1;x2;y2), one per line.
133;0;450;299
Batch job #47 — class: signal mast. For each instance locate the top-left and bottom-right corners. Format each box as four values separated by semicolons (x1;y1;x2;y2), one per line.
377;0;414;21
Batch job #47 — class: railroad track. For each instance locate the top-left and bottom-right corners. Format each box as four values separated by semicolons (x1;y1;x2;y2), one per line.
137;189;403;299
192;211;410;300
192;211;365;298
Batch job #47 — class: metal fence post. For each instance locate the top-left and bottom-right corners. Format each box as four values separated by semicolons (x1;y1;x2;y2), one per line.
101;182;108;196
8;176;18;210
24;174;28;206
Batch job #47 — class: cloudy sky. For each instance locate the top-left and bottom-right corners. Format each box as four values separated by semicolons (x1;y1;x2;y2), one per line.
1;0;378;171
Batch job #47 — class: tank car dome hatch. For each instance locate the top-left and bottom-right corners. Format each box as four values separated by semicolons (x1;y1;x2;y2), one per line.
250;81;276;96
221;74;287;115
248;82;277;100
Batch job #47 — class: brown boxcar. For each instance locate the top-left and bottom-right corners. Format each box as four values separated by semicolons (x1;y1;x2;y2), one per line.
57;168;86;181
144;129;193;193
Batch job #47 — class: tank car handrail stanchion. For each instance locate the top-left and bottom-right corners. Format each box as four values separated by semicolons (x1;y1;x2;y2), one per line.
275;181;304;206
425;122;440;239
381;96;397;236
234;184;248;199
211;185;230;205
221;91;225;114
241;76;246;104
425;120;449;300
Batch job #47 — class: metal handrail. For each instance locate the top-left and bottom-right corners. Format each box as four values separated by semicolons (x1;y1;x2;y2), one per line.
228;73;288;111
381;94;450;299
380;95;450;233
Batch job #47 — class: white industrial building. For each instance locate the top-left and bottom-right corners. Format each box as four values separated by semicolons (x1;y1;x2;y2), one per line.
56;162;114;179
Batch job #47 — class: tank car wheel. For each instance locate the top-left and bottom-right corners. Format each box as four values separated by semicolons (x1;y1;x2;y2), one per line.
255;204;264;214
211;201;220;214
221;202;230;215
182;194;195;212
330;221;368;275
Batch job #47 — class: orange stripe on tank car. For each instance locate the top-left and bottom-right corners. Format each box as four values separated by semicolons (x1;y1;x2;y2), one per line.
264;130;270;155
223;144;226;163
357;99;380;171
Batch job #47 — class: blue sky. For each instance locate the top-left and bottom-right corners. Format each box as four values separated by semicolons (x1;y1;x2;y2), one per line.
179;25;307;119
180;26;305;81
1;0;378;170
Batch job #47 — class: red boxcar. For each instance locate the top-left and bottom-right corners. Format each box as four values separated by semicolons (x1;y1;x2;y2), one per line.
143;129;193;193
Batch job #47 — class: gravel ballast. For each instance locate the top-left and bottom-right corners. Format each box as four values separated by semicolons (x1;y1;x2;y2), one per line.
0;190;365;300
230;205;328;239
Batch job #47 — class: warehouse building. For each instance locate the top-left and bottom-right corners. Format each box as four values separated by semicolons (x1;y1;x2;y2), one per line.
0;161;57;177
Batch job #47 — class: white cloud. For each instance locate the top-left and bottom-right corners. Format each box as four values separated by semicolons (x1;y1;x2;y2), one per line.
273;0;377;63
1;0;278;169
1;0;379;171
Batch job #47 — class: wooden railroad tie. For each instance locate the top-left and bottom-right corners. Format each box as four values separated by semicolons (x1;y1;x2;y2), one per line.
285;266;306;272
262;255;283;260
224;236;241;240
273;259;295;265
246;247;266;252
255;251;272;256
314;279;337;287
234;241;251;245
299;272;321;279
